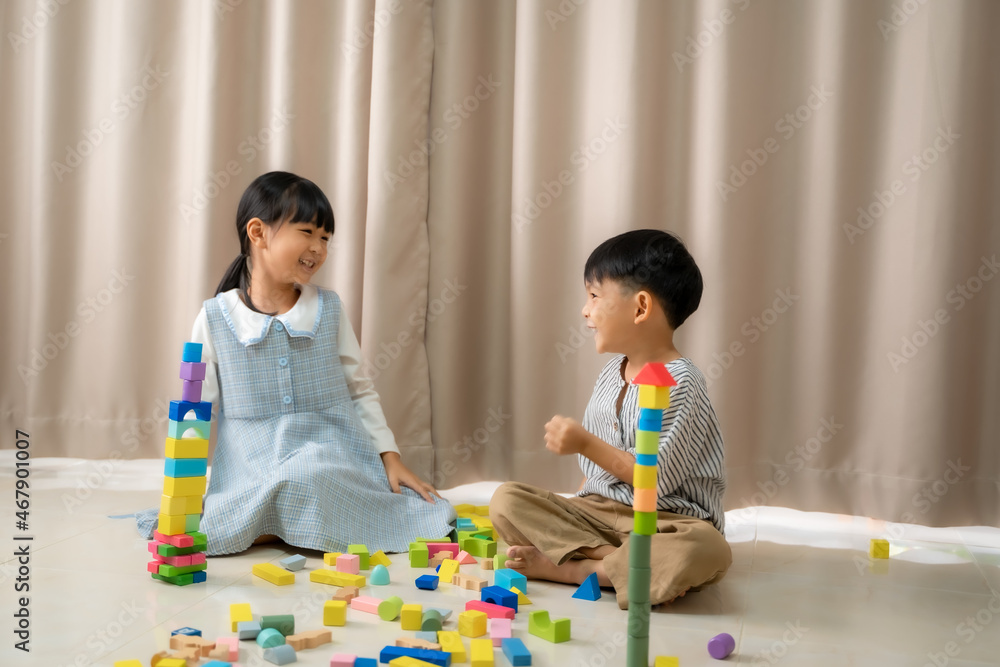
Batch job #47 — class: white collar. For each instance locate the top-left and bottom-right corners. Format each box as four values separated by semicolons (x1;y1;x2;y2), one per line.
216;283;322;346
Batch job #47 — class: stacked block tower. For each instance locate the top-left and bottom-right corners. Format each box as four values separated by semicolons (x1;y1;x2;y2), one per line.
146;342;213;586
626;363;677;667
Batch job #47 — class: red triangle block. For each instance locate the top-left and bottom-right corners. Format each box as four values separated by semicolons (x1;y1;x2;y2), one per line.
632;363;677;387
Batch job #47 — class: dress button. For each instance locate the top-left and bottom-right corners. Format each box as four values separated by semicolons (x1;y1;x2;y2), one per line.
279;357;288;367
283;395;292;404
274;322;284;332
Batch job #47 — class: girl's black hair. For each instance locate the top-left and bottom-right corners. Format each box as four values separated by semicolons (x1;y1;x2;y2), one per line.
584;229;703;329
215;171;335;314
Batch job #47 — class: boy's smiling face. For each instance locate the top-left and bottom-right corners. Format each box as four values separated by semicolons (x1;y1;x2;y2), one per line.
582;279;637;354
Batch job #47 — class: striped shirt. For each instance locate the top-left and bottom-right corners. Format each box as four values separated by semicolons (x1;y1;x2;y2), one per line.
578;355;726;533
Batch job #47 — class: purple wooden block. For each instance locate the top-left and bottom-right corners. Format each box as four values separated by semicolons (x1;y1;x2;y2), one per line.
180;361;206;381
181;380;203;403
708;632;735;659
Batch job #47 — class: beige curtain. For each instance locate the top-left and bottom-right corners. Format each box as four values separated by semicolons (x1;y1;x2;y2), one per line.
2;0;998;527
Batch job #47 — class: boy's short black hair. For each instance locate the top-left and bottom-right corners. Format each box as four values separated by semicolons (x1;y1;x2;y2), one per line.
584;229;703;329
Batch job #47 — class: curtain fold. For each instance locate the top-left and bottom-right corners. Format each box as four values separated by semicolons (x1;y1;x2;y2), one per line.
1;0;997;526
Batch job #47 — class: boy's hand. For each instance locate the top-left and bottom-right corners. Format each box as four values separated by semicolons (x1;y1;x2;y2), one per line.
544;415;590;456
380;452;441;503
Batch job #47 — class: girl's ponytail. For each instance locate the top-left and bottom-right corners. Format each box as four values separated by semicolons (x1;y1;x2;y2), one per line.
215;253;251;302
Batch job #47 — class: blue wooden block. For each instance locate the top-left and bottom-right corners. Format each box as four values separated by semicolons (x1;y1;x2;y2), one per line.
237;620;261;639
638;408;663;431
501;637;532;666
379;645;451;667
182;342;203;363
481;585;518;612
416;631;440;643
201;662;232;667
179;361;206;381
280;554;306;571
169;400;212;422
572;571;601;601
191;570;206;583
167;418;211;439
370;563;390;585
416;574;439;590
354;659;377;667
425;606;453;620
263;643;296;665
171;626;202;637
494;568;527;594
164;457;208;478
456;517;476;531
635;453;658;467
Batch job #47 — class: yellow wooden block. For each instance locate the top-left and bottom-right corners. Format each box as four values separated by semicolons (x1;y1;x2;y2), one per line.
458;610;487;638
633;487;658;513
252;562;294;586
475;505;490;516
638;385;670;410
370;550;392;567
230;602;252;631
159;494;203;516
323;552;343;566
114;662;145;667
654;657;679;667
437;630;467;662
390;657;437;667
633;464;657;490
323;599;347;626
164;437;209;459
454;504;476;515
511;586;532;605
156;660;187;667
310;568;366;588
163;476;207;497
438;558;460;583
157;513;187;535
401;603;423;631
870;538;890;559
470;638;494;666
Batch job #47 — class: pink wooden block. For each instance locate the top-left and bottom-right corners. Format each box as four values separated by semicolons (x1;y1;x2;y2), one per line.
215;636;238;660
456;550;477;565
427;543;459;558
337;553;360;575
189;552;206;565
181;380;203;403
147;561;160;574
330;655;356;667
349;596;381;614
466;600;515;620
490;618;512;647
154;531;193;547
151;553;166;564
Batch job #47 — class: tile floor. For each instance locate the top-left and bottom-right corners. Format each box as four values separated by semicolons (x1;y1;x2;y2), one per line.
1;458;999;667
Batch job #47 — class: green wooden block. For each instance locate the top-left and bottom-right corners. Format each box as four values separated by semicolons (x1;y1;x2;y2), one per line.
629;533;652;567
184;514;201;532
152;571;196;586
634;430;659;455
627;600;651;637
420;609;443;632
155;543;201;557
462;537;497;558
634;511;657;535
158;562;208;578
528;611;571;643
628;567;651;605
260;614;295;635
190;532;208;548
409;542;429;568
417;537;452;543
378;596;403;621
348;544;369;570
626;634;649;667
493;553;510;569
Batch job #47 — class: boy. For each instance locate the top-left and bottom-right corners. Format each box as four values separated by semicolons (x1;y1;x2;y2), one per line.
489;229;730;609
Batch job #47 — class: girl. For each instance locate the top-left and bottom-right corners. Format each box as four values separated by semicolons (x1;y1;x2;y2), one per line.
137;171;455;555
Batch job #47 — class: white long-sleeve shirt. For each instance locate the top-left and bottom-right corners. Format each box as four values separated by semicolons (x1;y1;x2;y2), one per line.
190;283;400;455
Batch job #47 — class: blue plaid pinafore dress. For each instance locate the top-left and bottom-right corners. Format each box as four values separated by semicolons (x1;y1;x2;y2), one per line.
137;288;455;555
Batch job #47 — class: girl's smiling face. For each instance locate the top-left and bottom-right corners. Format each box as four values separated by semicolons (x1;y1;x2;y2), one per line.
258;218;330;286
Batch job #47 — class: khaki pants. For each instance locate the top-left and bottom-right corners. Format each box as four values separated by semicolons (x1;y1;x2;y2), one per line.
489;481;732;609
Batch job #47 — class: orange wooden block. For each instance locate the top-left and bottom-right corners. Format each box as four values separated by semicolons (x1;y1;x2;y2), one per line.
633;487;658;513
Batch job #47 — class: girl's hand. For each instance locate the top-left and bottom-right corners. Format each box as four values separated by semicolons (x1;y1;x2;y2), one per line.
379;452;441;503
544;415;590;456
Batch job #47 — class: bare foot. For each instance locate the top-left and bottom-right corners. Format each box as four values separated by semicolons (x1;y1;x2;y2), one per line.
506;545;611;587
